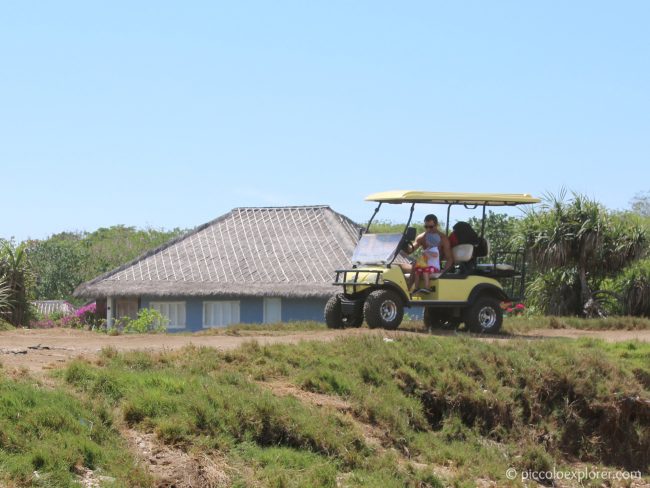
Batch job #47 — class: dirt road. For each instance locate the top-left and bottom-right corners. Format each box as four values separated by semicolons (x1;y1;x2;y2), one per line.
1;327;648;374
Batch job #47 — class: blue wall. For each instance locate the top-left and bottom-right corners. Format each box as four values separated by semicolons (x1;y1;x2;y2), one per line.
282;298;328;322
139;295;326;332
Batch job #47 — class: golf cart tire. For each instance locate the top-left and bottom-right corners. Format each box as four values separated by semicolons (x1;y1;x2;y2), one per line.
463;296;503;334
424;308;460;330
325;294;363;329
364;289;403;330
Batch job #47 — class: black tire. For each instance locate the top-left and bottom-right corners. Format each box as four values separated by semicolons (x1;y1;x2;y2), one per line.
462;296;503;333
325;294;363;329
423;308;460;330
364;289;404;330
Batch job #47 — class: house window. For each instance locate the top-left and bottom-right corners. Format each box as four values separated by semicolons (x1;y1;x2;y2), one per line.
263;297;282;323
115;298;138;320
203;301;240;328
150;302;186;329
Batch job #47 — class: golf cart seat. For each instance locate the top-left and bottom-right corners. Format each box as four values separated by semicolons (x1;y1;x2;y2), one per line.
476;263;515;273
453;241;517;277
452;244;474;263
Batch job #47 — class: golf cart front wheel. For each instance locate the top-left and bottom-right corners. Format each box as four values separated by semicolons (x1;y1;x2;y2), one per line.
364;289;404;330
463;296;503;333
325;294;363;329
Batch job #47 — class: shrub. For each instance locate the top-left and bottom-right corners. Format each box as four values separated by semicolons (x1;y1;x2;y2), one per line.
615;258;650;317
74;302;99;327
120;308;168;334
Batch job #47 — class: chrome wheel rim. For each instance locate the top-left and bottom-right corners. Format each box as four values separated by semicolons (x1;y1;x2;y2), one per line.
478;306;497;330
380;300;398;322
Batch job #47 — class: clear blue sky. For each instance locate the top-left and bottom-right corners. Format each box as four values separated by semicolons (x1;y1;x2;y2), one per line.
2;1;649;241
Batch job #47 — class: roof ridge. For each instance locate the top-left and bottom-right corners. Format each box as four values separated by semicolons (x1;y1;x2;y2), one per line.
232;205;331;210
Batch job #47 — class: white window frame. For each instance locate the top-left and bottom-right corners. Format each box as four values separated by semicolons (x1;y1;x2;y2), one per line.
263;297;282;324
203;301;241;328
149;301;186;330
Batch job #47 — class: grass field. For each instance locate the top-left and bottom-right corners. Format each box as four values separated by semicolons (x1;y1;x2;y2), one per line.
1;322;649;487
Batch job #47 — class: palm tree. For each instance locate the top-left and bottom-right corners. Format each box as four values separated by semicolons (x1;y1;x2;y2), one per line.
518;191;646;316
0;243;33;325
0;276;12;318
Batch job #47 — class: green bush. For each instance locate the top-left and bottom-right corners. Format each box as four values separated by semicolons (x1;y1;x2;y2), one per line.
615;258;650;317
119;308;168;334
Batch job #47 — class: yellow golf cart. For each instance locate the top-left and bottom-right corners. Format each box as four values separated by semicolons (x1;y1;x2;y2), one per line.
325;191;540;333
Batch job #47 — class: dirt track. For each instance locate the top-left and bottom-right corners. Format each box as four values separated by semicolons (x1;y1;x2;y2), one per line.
1;327;649;375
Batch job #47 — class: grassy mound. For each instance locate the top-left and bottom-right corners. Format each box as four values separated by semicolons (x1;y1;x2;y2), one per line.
59;336;649;486
0;374;149;487
503;315;650;333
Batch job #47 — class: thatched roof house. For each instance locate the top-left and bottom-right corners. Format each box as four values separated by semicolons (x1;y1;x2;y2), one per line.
74;206;359;331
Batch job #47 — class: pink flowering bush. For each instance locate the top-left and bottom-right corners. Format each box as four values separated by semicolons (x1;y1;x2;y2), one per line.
73;302;99;328
30;302;99;329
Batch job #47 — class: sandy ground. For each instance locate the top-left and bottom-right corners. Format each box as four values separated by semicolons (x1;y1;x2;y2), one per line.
1;327;649;375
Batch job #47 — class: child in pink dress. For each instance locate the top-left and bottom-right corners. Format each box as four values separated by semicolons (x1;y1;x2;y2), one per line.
412;239;441;293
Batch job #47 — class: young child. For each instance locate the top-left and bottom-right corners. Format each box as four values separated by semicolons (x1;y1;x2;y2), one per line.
411;231;442;293
412;246;441;293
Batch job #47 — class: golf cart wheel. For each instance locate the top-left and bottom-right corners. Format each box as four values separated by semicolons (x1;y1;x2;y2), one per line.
364;289;403;330
423;308;460;330
325;294;363;329
463;296;503;334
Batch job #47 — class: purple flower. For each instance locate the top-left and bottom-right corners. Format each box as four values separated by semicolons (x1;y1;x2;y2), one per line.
75;302;97;318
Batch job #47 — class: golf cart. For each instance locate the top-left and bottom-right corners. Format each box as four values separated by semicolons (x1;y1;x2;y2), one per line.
325;191;540;333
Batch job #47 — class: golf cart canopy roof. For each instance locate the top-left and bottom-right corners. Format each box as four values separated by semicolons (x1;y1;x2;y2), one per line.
365;190;540;206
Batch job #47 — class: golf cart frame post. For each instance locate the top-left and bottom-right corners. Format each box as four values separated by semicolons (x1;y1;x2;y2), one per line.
326;191;540;333
442;201;527;301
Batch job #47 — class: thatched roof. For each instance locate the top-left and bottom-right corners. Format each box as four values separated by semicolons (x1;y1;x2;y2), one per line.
74;206;360;299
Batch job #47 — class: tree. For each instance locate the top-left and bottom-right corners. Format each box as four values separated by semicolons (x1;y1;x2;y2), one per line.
26;233;89;300
468;211;518;255
0;242;34;325
79;225;184;283
26;226;185;303
0;276;11;315
517;190;647;316
630;191;650;217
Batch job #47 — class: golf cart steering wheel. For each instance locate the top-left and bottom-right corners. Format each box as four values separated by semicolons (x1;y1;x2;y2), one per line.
402;241;415;254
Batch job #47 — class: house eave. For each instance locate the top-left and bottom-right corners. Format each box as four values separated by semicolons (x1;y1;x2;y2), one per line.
74;281;338;299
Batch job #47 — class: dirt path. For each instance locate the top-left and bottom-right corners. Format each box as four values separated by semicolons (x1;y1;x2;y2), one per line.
1;327;648;375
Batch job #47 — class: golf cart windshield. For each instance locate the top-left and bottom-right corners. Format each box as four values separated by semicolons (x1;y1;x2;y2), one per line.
351;233;403;265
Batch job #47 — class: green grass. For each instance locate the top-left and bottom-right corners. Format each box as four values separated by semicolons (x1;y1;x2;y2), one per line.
57;336;649;486
502;315;650;333
0;318;14;331
194;320;327;336
0;374;149;487
62;347;439;487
